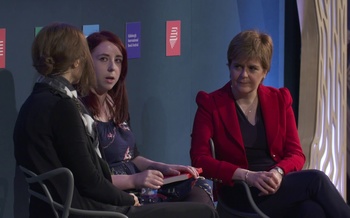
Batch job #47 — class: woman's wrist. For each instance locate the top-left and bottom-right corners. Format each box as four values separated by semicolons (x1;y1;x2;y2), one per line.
232;168;250;184
244;170;250;185
244;170;249;181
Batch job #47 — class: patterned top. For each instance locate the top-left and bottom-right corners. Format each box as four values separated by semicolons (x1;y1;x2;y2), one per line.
96;120;140;175
96;119;213;202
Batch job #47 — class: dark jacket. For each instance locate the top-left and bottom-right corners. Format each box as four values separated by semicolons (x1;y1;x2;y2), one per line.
13;82;134;217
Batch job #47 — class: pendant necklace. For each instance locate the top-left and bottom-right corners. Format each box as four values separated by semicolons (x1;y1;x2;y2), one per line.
240;96;257;117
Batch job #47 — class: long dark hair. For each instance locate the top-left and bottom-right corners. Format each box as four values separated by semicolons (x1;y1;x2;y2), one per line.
85;31;129;124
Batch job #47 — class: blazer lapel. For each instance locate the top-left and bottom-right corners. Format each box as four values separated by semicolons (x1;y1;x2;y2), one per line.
258;86;279;147
214;83;245;148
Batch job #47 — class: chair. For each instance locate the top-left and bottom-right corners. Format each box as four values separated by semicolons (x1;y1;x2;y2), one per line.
0;177;8;218
209;138;269;218
19;165;128;218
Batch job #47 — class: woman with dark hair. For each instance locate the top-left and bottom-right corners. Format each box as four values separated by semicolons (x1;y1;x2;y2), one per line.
83;30;214;207
13;22;218;218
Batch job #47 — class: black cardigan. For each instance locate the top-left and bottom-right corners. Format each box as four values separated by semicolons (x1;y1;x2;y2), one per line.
13;82;134;217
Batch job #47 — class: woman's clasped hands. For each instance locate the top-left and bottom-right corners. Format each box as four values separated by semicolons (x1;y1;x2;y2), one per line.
245;169;283;196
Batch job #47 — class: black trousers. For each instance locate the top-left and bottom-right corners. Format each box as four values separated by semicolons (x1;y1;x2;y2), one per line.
219;169;350;218
126;201;219;218
30;196;218;218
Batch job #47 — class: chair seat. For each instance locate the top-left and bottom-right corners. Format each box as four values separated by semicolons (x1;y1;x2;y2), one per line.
209;138;269;218
19;165;128;218
217;197;262;218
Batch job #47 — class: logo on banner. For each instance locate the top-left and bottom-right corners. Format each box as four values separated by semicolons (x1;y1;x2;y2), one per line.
169;26;178;49
166;20;181;56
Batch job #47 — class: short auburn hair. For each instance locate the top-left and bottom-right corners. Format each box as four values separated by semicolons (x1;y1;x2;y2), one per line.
227;30;273;72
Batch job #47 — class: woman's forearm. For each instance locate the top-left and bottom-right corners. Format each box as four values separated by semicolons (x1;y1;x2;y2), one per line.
132;156;160;171
111;174;136;190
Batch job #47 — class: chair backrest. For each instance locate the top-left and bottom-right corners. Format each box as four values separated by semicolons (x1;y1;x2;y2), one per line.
209;139;269;218
0;177;8;218
19;165;128;218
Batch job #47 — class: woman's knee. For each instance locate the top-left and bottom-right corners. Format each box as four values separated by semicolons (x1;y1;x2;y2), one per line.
184;186;215;208
298;169;330;185
306;169;331;184
307;169;327;178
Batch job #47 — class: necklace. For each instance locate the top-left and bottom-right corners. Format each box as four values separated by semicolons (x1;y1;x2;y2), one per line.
241;96;258;114
237;96;258;124
246;99;256;114
230;85;258;124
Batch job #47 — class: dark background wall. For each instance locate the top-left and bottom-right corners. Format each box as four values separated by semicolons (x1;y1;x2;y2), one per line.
284;0;301;122
0;0;293;217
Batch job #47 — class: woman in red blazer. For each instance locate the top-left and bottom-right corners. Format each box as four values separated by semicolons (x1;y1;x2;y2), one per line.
190;30;350;218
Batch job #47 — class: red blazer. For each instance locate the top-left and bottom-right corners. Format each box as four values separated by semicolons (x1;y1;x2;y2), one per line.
190;82;305;189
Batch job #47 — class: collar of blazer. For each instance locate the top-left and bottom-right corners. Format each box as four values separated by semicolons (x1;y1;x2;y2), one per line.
214;83;279;148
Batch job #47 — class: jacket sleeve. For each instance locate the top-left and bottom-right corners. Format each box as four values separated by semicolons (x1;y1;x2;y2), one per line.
190;91;236;186
272;88;306;174
51;98;135;206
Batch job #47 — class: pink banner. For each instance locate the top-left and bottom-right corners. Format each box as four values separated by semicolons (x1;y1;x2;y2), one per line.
166;20;181;56
0;29;5;68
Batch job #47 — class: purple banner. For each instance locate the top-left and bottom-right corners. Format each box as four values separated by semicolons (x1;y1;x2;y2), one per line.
125;22;141;59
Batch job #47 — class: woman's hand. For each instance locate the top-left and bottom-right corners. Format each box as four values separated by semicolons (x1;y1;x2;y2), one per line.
131;156;199;179
152;163;199;178
132;170;164;189
245;170;282;196
129;193;141;206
